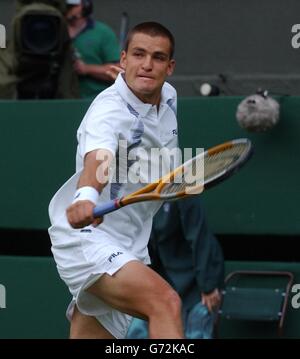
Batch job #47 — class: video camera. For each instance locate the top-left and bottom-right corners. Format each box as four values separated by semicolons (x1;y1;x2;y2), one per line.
9;0;78;99
14;1;67;57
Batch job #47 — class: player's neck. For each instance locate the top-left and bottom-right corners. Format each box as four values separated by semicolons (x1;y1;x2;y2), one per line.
131;89;161;107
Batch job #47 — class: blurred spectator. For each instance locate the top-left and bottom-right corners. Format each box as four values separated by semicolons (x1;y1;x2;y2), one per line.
0;0;79;99
127;197;224;339
66;0;121;99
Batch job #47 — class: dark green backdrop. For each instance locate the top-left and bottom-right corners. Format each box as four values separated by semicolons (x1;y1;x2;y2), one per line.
0;256;299;338
0;96;299;234
0;96;300;338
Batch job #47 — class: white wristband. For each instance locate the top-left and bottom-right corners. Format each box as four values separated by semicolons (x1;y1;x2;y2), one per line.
72;186;99;205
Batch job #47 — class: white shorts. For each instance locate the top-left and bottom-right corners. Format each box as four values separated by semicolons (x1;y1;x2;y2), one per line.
49;225;140;339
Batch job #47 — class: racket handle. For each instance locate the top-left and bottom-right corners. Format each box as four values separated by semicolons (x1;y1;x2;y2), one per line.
93;200;120;218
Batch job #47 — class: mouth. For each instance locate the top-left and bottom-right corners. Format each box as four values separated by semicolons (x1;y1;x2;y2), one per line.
138;75;154;80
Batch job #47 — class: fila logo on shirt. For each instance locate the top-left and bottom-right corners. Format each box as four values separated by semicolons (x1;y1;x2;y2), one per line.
108;252;123;263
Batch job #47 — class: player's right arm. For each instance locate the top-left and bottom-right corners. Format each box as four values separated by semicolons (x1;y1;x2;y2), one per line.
67;148;113;229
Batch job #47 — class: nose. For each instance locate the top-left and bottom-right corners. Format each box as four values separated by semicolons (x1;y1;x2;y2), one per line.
142;55;153;71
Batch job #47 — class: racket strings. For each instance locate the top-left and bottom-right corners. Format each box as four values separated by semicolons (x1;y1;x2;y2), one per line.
204;143;247;181
160;143;249;195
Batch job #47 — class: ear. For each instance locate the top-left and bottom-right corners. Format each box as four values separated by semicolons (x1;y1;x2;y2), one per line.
120;50;127;70
167;59;176;76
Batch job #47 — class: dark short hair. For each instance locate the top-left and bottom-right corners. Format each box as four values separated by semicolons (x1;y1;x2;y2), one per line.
124;22;175;59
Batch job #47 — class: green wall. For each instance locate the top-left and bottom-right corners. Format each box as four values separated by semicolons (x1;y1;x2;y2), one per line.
178;96;300;235
0;96;299;234
0;99;89;230
0;97;299;338
0;256;299;338
0;256;70;339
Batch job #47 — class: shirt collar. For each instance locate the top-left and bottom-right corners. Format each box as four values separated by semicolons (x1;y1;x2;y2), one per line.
114;73;175;117
85;17;94;30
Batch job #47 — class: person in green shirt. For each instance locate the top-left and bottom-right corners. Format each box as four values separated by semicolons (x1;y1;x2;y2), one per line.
66;0;122;99
127;197;224;339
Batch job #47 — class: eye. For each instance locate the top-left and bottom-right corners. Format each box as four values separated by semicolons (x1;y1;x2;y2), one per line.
154;54;168;61
133;51;144;58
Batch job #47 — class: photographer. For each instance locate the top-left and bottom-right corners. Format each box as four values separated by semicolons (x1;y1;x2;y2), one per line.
0;0;79;99
66;0;122;99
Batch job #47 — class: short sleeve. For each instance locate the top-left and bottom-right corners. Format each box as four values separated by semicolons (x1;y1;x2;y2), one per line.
79;99;121;157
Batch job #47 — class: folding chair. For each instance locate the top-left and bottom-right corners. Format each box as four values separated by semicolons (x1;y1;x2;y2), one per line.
215;270;294;338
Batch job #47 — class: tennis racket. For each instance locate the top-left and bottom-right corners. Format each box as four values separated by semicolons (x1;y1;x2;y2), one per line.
93;138;253;218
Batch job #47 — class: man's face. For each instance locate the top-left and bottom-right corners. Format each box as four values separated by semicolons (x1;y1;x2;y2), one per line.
66;5;83;25
120;33;175;105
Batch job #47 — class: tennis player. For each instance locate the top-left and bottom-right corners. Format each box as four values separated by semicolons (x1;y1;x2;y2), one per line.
48;22;184;339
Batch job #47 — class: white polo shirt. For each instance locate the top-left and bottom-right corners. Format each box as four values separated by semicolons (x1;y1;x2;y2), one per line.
49;73;179;263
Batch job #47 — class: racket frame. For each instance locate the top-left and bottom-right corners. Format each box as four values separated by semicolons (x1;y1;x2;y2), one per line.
93;138;253;216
